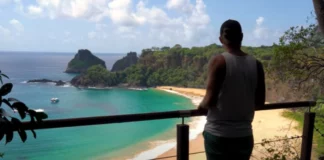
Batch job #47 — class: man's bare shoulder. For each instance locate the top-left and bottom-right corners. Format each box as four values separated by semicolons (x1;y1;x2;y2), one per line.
209;54;226;68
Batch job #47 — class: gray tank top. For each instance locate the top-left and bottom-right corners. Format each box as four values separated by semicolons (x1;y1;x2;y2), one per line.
204;52;258;137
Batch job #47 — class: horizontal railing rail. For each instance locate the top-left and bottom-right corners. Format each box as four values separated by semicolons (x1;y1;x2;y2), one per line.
16;101;316;131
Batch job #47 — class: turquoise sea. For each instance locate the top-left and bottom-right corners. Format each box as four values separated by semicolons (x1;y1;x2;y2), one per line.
0;52;195;160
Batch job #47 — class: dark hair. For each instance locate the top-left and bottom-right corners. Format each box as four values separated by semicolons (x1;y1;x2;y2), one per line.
220;19;243;48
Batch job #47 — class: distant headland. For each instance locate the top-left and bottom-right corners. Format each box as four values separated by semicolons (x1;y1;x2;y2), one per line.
27;44;274;89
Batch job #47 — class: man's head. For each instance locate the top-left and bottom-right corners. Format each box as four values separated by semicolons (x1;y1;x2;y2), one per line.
219;19;243;49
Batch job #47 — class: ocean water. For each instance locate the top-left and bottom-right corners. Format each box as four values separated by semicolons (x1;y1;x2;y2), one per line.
0;52;195;160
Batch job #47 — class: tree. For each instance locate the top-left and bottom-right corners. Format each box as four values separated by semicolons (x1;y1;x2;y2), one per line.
161;46;170;51
173;44;182;49
271;23;324;94
151;46;160;51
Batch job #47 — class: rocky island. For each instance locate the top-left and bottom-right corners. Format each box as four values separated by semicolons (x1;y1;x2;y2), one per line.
70;52;140;88
111;52;138;72
70;65;119;88
65;49;106;73
27;79;66;86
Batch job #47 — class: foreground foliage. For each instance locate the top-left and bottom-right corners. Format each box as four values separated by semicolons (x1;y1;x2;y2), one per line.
254;135;301;160
0;71;48;158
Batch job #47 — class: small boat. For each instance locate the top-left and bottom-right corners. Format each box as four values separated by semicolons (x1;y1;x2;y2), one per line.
51;98;59;103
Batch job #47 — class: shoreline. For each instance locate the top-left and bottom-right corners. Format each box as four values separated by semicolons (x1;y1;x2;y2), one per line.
129;87;205;160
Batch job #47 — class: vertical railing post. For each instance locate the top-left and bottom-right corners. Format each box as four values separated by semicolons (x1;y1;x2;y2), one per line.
177;118;189;160
301;112;315;160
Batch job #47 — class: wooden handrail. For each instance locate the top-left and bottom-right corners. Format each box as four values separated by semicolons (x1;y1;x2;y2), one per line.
17;101;316;131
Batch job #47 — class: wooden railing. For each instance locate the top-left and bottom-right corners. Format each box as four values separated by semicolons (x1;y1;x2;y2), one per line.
14;101;317;160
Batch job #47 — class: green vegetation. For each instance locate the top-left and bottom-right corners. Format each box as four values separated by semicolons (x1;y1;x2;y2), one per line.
256;135;301;160
117;44;274;87
71;65;120;87
68;59;87;69
71;43;276;88
272;20;324;158
282;106;324;157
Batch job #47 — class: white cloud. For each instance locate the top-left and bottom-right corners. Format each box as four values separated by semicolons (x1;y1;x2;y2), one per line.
0;25;10;36
78;0;212;46
256;17;264;26
132;0;211;44
253;16;268;39
9;19;24;32
107;0;145;26
166;0;193;14
244;16;282;46
28;5;43;15
19;0;110;21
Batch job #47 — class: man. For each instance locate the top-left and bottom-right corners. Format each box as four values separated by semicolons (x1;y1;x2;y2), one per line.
198;19;266;160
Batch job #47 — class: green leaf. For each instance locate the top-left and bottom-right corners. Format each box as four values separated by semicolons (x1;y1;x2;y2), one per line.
0;129;4;141
0;83;13;96
4;117;13;144
18;130;27;143
11;117;22;127
5;129;13;144
31;129;36;139
35;111;48;122
28;110;37;123
11;118;27;142
0;120;6;141
0;152;4;158
28;109;36;117
30;115;35;123
12;102;28;119
1;74;9;79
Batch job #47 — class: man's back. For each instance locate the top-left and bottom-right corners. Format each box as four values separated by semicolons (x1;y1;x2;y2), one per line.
200;19;265;160
204;52;258;137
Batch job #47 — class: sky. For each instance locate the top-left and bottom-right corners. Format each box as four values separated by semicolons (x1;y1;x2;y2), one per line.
0;0;316;53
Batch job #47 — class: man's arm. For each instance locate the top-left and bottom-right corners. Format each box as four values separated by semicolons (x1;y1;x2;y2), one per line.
198;55;226;110
255;60;266;110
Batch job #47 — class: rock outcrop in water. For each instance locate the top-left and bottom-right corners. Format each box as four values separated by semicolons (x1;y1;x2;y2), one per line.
111;52;138;72
65;49;106;73
27;79;66;86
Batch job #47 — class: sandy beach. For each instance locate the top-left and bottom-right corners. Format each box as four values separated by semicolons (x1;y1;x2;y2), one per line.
155;86;301;160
